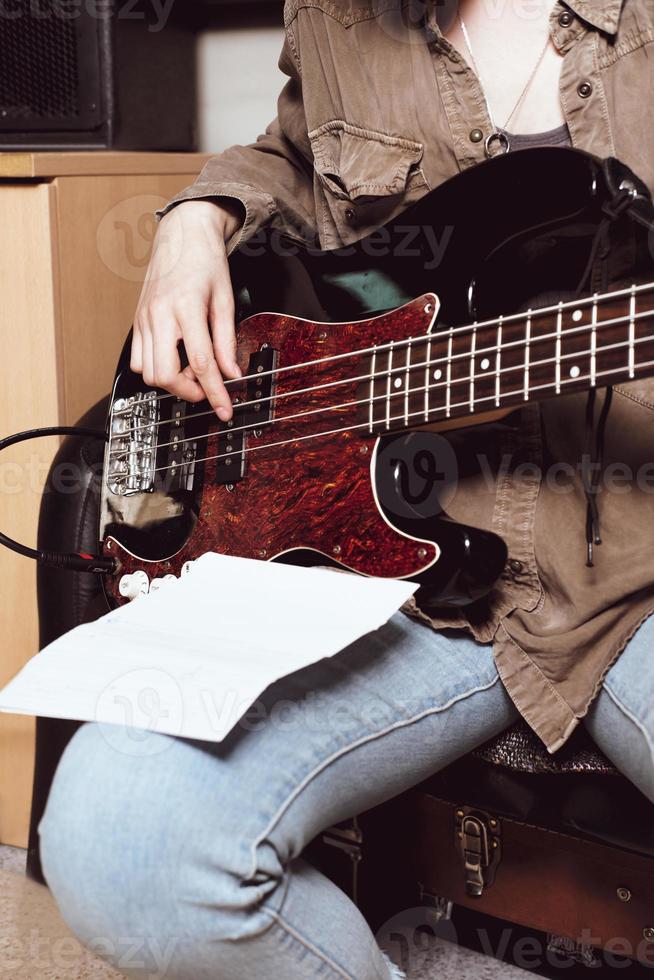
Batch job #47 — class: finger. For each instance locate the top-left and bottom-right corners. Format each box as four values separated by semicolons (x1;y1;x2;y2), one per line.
210;293;241;380
152;317;205;402
181;364;199;383
141;325;155;387
183;311;233;419
130;322;144;373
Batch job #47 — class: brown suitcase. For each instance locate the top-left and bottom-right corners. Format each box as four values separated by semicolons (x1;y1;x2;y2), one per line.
306;723;654;974
395;789;654;967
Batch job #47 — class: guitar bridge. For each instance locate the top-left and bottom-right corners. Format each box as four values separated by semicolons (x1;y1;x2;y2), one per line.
107;391;158;496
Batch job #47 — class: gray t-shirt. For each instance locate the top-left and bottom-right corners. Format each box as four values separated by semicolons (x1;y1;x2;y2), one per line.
502;122;572;151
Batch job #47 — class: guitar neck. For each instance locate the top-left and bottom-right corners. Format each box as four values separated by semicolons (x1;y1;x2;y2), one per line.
367;282;654;433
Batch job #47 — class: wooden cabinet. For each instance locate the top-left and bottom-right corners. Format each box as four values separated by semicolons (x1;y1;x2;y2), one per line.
0;152;210;846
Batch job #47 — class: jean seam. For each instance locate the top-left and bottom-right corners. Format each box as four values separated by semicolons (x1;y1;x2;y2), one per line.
247;673;501;879
603;680;654;760
264;909;356;980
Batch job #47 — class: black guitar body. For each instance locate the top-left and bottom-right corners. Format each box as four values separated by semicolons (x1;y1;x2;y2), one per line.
103;148;654;608
229;147;653;605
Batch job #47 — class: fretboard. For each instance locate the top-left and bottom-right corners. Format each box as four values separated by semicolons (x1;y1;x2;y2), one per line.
366;282;654;433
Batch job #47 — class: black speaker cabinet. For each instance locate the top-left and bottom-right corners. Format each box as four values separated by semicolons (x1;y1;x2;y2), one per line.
0;2;197;150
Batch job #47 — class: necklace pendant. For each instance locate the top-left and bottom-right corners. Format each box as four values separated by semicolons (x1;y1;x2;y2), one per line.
485;131;511;158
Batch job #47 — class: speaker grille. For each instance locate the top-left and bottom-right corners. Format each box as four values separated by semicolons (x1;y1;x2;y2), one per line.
1;21;80;121
0;7;103;132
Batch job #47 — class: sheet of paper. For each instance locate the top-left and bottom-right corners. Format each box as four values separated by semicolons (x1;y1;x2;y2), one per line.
0;554;417;743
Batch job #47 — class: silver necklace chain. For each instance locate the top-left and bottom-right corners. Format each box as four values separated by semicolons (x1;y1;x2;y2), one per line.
458;12;551;157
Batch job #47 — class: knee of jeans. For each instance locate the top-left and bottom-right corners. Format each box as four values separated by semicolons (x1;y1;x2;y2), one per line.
38;723;285;946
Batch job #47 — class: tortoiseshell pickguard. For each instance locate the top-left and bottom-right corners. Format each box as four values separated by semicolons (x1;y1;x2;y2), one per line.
103;294;441;604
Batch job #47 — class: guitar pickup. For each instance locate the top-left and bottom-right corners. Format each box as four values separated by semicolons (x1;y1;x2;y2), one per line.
214;415;246;485
214;347;276;486
244;347;277;425
166;398;197;493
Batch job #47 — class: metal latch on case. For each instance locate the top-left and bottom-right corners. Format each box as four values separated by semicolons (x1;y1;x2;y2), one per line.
455;806;501;897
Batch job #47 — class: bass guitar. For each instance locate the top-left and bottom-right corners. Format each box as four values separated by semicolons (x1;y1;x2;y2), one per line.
99;146;654;608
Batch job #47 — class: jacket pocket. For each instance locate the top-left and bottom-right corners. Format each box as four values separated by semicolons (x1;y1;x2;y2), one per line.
309;120;430;247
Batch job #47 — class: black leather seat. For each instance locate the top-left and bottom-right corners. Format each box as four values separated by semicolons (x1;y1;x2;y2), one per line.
26;399;654;885
28;398;109;883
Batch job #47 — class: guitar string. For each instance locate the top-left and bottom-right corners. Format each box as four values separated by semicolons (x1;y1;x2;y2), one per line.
138;331;653;458
109;308;653;459
146;338;654;479
151;354;654;478
113;278;654;415
113;305;654;444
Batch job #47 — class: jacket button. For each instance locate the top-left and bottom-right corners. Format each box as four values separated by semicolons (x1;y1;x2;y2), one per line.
344;207;357;224
558;10;573;26
577;80;593;98
509;559;524;574
469;128;484;143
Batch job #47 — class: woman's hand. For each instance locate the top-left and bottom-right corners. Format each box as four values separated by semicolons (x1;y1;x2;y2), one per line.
131;198;244;420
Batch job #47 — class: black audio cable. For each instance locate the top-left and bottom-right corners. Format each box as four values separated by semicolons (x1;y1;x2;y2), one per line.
0;426;116;574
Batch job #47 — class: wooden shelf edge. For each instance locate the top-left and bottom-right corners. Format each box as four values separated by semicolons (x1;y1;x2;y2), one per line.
0;151;212;179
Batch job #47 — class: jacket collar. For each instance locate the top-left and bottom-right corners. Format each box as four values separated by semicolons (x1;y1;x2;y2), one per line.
561;0;624;34
426;0;624;38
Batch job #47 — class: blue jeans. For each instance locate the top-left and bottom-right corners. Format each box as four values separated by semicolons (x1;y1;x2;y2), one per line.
39;611;654;980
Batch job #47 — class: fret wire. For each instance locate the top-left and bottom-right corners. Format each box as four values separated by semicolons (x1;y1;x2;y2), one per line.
385;342;394;429
629;285;636;378
405;332;654;411
424;330;432;422
555;302;562;394
495;316;502;407
404;339;412;427
446;326;453;418
469;322;477;413
591;293;598;386
524;310;532;401
368;346;377;434
417;353;654;425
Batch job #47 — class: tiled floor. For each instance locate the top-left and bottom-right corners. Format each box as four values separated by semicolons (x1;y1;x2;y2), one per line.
0;845;531;979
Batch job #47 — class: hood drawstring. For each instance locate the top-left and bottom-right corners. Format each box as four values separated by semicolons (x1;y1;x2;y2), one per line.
572;185;634;567
582;385;613;567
